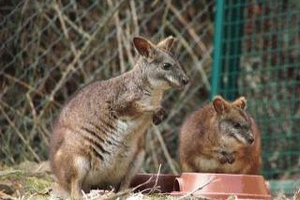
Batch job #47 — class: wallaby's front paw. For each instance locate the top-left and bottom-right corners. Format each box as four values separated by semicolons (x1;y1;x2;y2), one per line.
219;151;235;164
226;154;235;164
153;108;167;125
219;156;228;164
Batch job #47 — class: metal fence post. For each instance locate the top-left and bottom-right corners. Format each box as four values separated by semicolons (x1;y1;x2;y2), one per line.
210;0;224;100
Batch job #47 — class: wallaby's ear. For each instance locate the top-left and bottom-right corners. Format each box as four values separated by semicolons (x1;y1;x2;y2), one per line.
233;96;247;110
157;36;177;51
133;37;156;59
213;96;230;114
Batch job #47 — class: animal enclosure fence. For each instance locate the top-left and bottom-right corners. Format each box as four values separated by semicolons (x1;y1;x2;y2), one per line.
211;0;300;193
0;0;214;173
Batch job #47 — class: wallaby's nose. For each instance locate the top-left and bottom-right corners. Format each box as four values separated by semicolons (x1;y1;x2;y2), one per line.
181;77;189;85
247;136;254;144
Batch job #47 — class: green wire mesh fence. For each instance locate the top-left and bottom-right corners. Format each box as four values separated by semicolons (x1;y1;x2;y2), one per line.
211;0;300;188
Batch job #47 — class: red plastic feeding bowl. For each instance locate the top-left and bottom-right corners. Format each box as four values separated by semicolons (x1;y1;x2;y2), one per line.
172;173;271;199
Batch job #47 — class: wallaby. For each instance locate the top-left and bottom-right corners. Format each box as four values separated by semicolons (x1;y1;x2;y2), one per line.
180;96;261;174
49;36;189;199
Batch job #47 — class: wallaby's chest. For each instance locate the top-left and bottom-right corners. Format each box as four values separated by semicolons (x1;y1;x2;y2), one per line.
194;156;245;173
139;90;163;108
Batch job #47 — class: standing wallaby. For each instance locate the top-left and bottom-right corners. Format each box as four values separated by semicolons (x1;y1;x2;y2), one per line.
180;96;261;174
49;36;189;199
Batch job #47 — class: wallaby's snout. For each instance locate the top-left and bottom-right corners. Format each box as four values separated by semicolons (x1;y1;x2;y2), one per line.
247;135;254;144
180;74;189;86
172;68;189;89
243;130;254;145
234;128;255;146
163;64;189;89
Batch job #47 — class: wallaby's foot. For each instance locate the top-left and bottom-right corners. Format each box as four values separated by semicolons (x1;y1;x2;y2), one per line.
70;176;84;200
50;183;69;200
219;151;235;164
70;192;82;200
118;180;130;192
153;107;167;125
119;150;145;192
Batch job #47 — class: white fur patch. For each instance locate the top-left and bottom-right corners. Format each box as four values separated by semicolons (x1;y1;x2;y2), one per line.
116;119;129;133
234;133;248;144
55;149;62;160
74;156;90;178
166;75;180;87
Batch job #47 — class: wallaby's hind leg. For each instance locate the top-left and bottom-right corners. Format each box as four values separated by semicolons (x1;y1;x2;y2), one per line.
70;177;83;200
119;150;145;191
70;156;90;200
52;140;90;200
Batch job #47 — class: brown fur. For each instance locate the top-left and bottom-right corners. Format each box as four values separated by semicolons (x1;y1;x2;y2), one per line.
180;96;261;174
49;36;189;199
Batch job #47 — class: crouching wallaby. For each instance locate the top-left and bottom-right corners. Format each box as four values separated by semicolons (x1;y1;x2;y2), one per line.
180;96;261;174
49;36;189;199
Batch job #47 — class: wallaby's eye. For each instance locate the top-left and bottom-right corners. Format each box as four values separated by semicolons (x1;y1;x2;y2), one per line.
162;63;172;70
233;122;241;129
